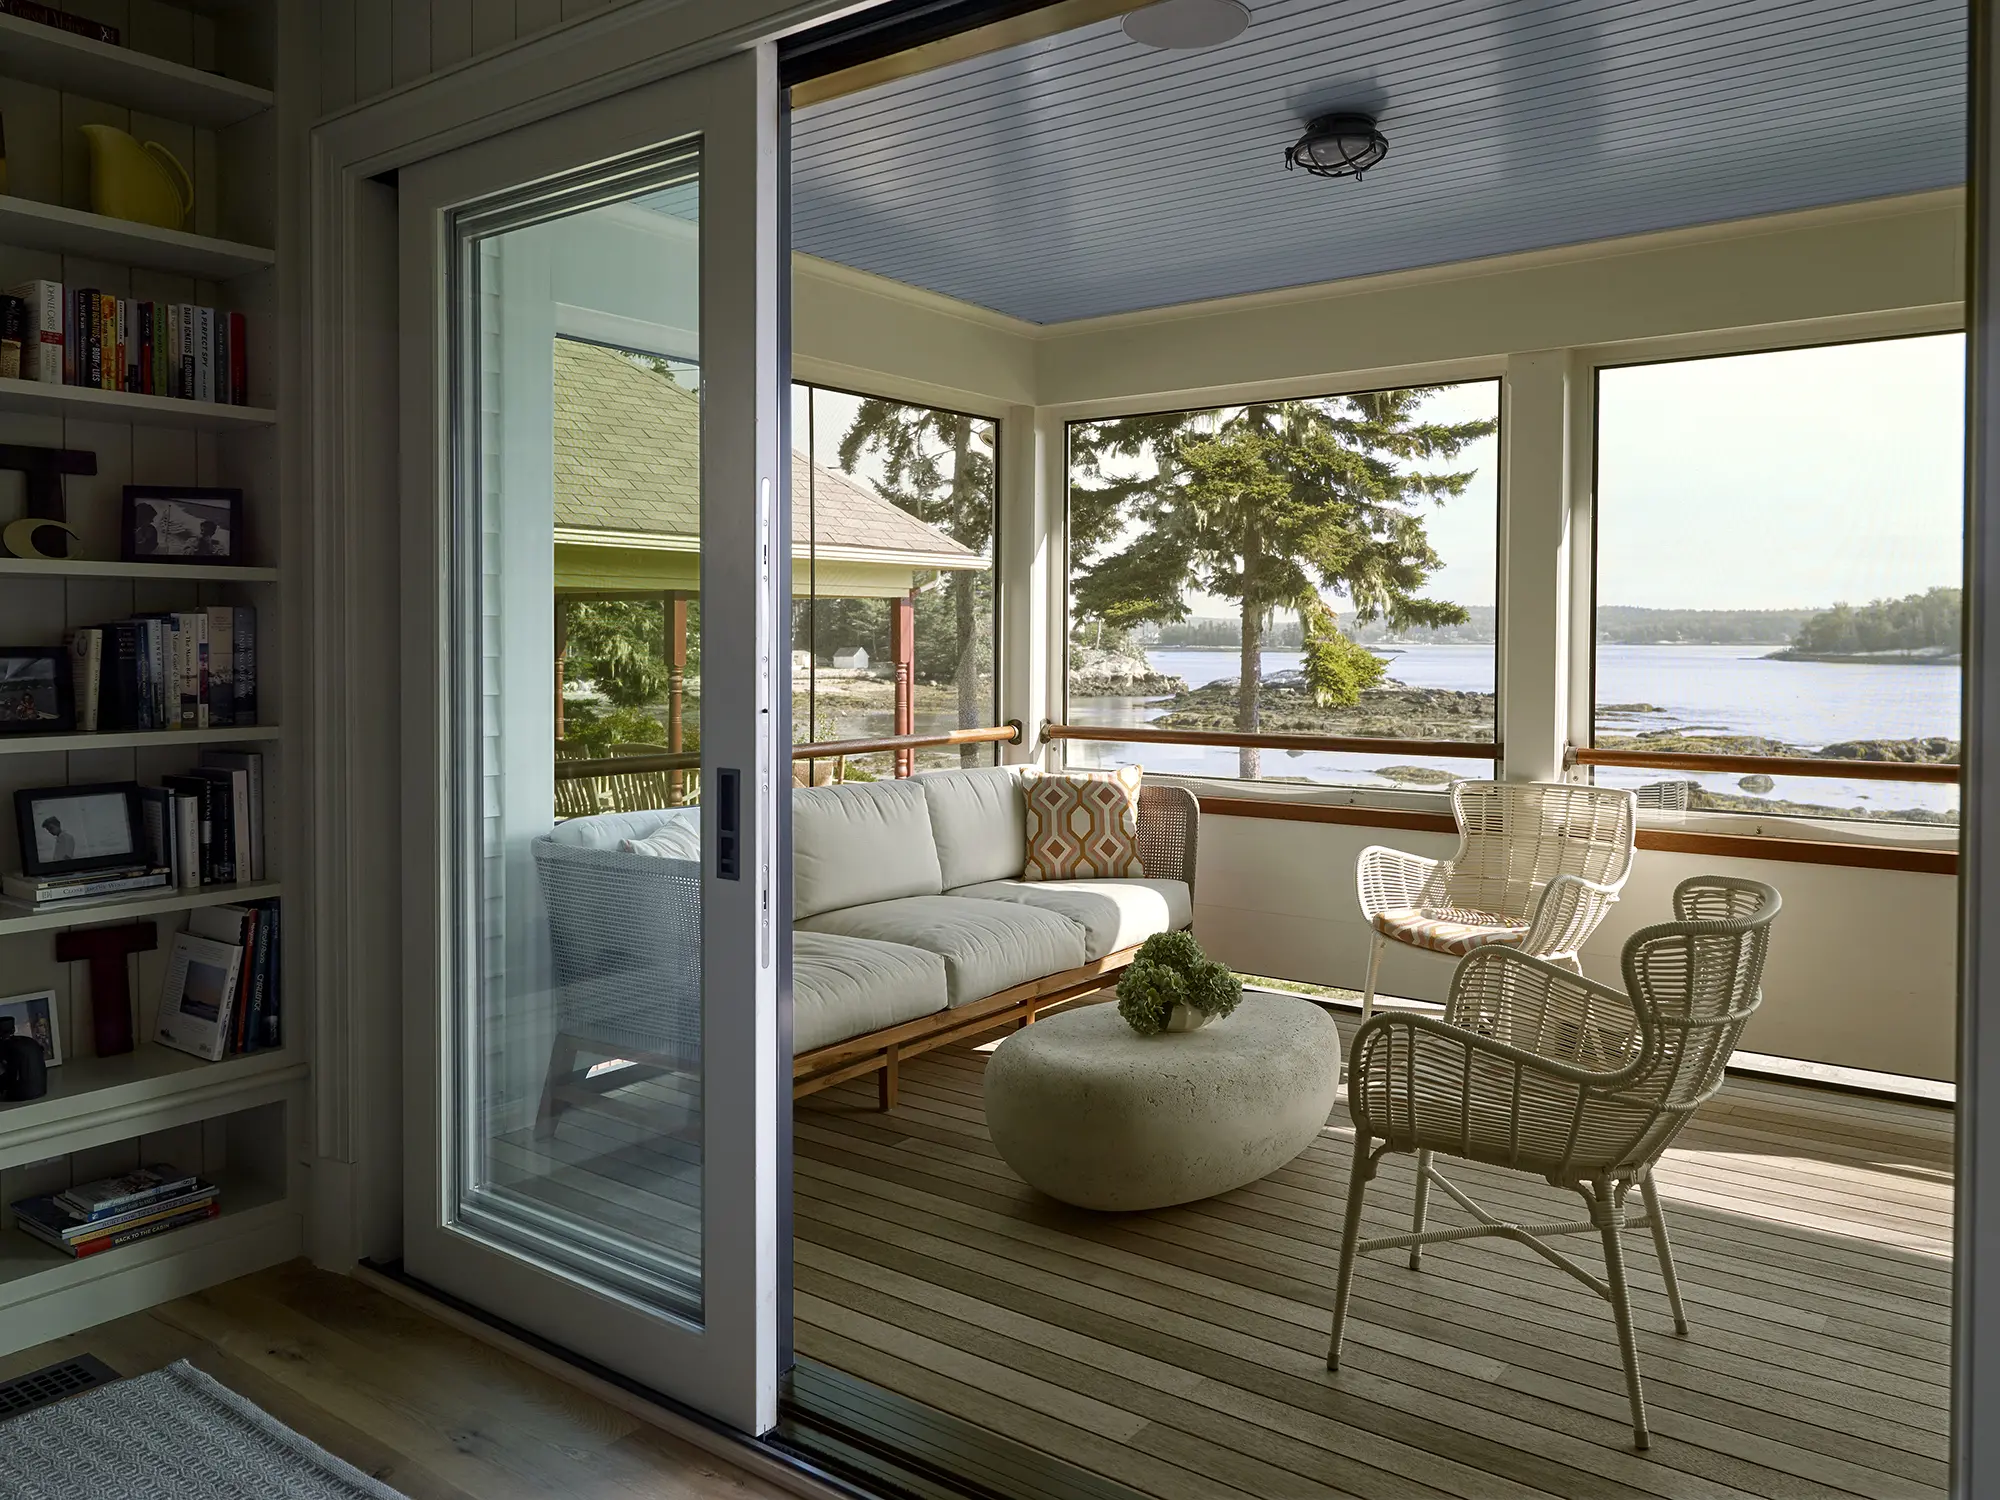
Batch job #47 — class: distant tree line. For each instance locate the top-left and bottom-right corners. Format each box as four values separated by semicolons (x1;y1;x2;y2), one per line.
1595;606;1808;645
1788;587;1960;656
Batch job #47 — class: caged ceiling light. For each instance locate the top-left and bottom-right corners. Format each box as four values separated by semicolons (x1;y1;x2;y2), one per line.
1285;113;1388;180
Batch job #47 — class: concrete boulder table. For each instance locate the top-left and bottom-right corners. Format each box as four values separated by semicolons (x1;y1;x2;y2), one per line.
983;992;1342;1211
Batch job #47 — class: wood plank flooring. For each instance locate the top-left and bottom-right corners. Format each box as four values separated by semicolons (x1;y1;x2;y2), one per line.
793;1010;1953;1500
0;1260;792;1500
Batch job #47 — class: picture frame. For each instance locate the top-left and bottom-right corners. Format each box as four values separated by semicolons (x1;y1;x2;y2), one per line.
13;781;143;877
120;485;243;565
0;989;62;1067
0;646;74;736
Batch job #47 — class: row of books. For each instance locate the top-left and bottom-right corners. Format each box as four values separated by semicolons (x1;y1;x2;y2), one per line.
0;752;265;908
3;282;250;405
68;607;257;733
12;1165;218;1261
0;2;119;45
157;899;281;1061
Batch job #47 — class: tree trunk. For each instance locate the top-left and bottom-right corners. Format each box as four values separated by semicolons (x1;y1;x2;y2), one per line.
947;414;983;766
1238;590;1261;780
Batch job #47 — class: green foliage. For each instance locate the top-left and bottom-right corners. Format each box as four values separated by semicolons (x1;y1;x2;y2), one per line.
1298;594;1387;707
560;701;671;755
1115;931;1243;1035
1790;588;1960;655
562;599;699;708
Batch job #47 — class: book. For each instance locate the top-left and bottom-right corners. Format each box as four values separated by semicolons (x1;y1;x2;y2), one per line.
232;607;257;724
179;302;195;399
17;1202;220;1259
195;306;214;401
201;751;262;881
173;792;201;889
100;620;139;731
0;292;22;380
99;292;114;391
152;301;168;396
251;900;279;1049
227;310;248;404
190;766;240;883
66;627;101;732
1;867;166;905
13;1186;217;1246
117;296;130;392
162;774;216;882
138;785;175;869
56;1164;197;1221
174;610;209;728
0;3;119;46
5;279;62;383
206;605;235;725
155;931;245;1060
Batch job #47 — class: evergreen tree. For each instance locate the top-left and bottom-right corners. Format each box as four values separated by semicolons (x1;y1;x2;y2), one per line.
837;400;997;764
1070;392;1493;777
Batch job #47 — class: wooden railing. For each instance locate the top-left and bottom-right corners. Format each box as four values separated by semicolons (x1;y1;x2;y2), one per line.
553;722;1023;781
1569;746;1960;785
1039;722;1500;759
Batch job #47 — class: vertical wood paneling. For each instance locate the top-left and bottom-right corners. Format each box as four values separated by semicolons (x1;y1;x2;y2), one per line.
431;0;473;72
390;0;431;90
513;0;563;43
470;0;516;58
319;0;358;115
352;0;393;105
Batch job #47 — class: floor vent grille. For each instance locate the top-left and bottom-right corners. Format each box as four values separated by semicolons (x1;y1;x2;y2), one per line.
0;1356;118;1420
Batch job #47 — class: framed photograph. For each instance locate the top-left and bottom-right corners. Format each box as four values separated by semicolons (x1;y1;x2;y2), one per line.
0;989;62;1067
13;781;142;877
0;647;73;736
121;485;243;565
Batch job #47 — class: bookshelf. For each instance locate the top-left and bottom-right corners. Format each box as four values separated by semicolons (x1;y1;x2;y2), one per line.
0;0;300;1355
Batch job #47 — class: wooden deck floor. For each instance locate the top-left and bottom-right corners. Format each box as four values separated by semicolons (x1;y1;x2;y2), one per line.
792;1010;1953;1500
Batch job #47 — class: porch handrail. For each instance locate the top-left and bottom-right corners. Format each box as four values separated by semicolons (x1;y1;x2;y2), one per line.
1040;722;1501;759
1569;746;1960;785
553;722;1023;779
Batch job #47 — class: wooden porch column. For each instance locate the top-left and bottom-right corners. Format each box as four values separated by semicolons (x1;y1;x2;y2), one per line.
554;601;568;740
665;591;689;804
891;591;915;777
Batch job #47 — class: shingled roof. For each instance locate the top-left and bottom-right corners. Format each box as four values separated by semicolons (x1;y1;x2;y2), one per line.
553;337;983;568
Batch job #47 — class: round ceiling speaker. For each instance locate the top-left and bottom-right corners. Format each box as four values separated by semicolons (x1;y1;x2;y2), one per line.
1122;0;1251;50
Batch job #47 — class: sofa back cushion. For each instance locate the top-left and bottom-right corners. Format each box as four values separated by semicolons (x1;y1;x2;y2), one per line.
915;766;1034;890
1022;766;1146;881
545;807;699;852
793;779;945;920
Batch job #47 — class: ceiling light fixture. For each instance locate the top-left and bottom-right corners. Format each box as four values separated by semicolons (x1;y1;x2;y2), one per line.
1122;0;1250;51
1285;113;1389;180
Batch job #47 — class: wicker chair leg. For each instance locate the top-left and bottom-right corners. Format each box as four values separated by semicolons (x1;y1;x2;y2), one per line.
1591;1187;1651;1451
1326;1134;1373;1372
1406;1149;1433;1271
1641;1174;1690;1335
1361;933;1385;1022
534;1039;580;1141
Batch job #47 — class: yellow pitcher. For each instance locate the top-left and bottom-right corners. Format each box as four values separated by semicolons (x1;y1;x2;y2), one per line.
79;125;192;231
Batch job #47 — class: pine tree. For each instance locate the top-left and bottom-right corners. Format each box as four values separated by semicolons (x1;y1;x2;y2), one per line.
1070;392;1493;777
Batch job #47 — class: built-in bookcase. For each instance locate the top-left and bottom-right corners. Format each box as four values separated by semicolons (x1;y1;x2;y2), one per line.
0;0;295;1355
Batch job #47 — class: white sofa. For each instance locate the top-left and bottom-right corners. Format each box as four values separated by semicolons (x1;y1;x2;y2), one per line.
534;765;1199;1112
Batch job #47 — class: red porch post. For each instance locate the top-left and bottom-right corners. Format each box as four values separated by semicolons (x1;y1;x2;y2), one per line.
891;591;915;777
665;591;689;804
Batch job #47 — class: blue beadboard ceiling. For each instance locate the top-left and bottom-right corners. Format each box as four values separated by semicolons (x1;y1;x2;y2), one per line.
788;0;1965;325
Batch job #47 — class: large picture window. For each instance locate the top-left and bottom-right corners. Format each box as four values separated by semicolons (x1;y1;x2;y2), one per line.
1592;334;1964;827
1064;381;1500;789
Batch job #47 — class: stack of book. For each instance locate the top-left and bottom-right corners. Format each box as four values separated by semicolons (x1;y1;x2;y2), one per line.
68;607;258;733
3;281;249;405
156;899;281;1059
12;1165;219;1260
1;864;168;907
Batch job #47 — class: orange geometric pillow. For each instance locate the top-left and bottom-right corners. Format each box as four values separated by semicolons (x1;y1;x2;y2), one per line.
1022;766;1145;881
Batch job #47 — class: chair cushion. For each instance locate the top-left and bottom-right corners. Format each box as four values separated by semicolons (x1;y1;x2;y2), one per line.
949;878;1191;962
792;780;944;920
1373;906;1528;957
792;932;948;1054
1022;767;1144;881
621;821;703;860
797;895;1088;1008
914;766;1034;889
544;807;699;852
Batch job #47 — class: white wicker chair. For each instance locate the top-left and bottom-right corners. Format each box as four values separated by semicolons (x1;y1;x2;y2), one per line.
1355;780;1637;1020
1327;874;1782;1449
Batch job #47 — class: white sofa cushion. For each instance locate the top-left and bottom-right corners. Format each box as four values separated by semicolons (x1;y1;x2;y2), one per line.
792;931;948;1053
792;780;944;921
546;806;699;851
621;822;703;861
914;766;1034;890
948;878;1192;963
797;895;1088;1008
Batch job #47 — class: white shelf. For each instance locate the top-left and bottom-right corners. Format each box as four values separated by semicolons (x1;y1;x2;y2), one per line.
0;556;276;583
0;879;279;937
0;194;273;278
0;377;274;430
0;1047;301;1172
0;16;271;128
0;724;276;756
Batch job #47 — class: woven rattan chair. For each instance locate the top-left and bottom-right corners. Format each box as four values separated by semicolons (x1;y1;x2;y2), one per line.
1327;874;1782;1449
1356;780;1637;1020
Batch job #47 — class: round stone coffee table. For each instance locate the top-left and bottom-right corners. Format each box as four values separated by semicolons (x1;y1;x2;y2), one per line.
983;992;1342;1211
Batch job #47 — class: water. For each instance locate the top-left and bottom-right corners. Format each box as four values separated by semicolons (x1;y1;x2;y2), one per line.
1068;642;1961;821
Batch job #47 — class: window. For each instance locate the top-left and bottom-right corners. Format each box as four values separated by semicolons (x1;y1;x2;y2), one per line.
792;384;998;779
1592;334;1964;827
1064;381;1500;790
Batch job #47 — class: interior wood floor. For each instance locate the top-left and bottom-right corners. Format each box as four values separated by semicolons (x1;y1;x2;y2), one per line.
792;1009;1953;1500
0;1260;791;1500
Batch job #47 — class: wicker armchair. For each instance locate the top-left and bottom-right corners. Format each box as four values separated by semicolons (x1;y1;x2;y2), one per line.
1327;875;1782;1450
1356;780;1636;1020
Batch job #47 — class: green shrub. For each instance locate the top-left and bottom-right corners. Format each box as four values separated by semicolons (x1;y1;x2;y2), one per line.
1115;931;1242;1036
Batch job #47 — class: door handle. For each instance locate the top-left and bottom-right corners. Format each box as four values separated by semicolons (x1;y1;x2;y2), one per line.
716;767;740;880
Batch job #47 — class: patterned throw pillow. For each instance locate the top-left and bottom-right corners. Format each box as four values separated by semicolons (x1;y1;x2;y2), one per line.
1022;767;1145;881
